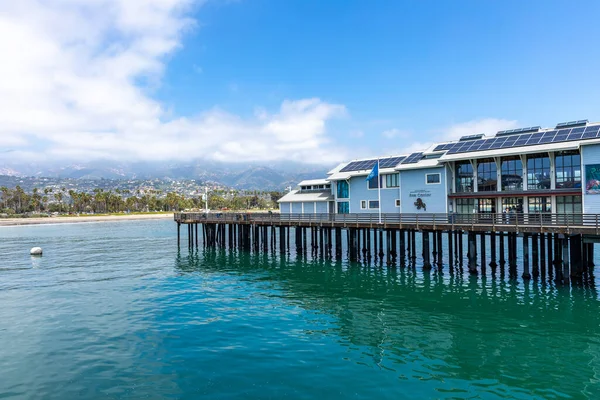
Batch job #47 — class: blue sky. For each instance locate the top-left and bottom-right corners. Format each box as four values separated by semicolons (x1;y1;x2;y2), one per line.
2;0;600;164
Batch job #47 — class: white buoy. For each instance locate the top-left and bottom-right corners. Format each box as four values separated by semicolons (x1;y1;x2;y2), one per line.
30;247;43;256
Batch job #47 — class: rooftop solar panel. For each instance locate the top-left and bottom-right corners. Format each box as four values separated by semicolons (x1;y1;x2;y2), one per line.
402;152;424;164
459;134;485;141
339;156;407;172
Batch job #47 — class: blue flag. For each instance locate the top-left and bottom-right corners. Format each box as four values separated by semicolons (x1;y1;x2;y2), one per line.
366;161;379;181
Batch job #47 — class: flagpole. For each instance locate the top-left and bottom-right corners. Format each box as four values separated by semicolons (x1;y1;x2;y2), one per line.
378;158;382;224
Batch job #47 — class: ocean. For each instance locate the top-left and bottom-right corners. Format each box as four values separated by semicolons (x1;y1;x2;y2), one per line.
0;219;598;399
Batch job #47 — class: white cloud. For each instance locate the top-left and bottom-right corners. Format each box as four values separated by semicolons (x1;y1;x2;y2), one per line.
443;118;519;140
0;0;348;165
381;128;410;139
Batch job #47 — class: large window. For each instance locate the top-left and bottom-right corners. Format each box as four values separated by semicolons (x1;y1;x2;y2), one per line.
456;161;474;193
385;173;399;188
477;158;497;191
337;201;349;214
555;151;581;189
556;195;582;214
501;157;523;191
528;196;552;213
337;180;349;198
527;154;551;190
455;198;475;214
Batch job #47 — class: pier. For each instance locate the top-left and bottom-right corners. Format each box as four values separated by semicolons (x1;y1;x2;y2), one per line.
174;212;599;284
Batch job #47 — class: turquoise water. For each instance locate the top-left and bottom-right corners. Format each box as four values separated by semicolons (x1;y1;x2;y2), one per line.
0;219;599;399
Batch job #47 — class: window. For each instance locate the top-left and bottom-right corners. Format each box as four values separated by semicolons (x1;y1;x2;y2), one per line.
426;173;441;184
337;201;349;214
455;161;474;193
528;196;552;213
368;176;382;189
337;181;349;198
477;158;497;191
360;200;367;209
385;173;399;188
501;156;523;191
395;199;401;207
368;200;379;209
501;197;524;213
527;154;551;190
455;198;475;214
477;198;496;213
555;151;581;189
556;195;582;214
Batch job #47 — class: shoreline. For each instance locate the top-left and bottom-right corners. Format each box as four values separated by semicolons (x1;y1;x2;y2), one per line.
0;213;174;226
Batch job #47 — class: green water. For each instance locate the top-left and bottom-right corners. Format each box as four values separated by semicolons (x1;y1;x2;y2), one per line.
0;220;599;399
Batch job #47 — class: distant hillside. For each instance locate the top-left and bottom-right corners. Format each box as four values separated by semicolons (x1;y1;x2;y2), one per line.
0;159;333;190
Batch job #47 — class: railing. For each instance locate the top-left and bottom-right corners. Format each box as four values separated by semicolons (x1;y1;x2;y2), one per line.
174;212;600;231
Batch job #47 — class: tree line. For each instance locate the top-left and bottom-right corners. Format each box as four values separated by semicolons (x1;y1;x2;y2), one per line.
0;186;284;215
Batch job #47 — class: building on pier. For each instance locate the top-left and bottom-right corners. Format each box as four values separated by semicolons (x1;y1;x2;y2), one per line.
284;119;600;216
278;179;334;214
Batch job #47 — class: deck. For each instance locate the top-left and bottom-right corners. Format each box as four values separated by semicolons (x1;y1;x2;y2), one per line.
174;212;600;236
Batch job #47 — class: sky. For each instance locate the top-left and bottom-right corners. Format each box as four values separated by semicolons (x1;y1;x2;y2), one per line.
2;0;600;166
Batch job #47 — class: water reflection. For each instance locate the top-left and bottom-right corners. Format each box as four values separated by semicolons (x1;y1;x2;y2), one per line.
176;248;600;398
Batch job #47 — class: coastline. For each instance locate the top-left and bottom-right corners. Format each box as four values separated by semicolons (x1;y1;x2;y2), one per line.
0;213;174;227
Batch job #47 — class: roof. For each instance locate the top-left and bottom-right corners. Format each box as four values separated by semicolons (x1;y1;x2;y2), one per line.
439;138;588;162
277;190;334;203
297;178;329;186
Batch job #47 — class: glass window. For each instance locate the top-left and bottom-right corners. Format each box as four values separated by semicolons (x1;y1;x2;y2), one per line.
528;196;552;213
527;154;551;190
501;197;524;213
477;158;497;191
456;161;474;193
426;173;441;184
455;198;475;214
368;200;379;209
360;200;367;209
385;173;399;188
501;156;523;191
395;199;400;207
337;181;349;198
556;195;582;214
555;151;581;189
477;198;496;213
337;201;349;214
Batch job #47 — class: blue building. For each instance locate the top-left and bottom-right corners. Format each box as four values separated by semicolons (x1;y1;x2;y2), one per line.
280;119;600;216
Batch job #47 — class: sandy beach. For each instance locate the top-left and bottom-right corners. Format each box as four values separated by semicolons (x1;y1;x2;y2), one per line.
0;213;174;226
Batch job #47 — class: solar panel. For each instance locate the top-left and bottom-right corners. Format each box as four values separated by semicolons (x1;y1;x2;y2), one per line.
433;143;452;152
339;159;377;172
379;156;406;168
339;156;406;172
459;134;485;142
556;120;588;129
402;152;424;164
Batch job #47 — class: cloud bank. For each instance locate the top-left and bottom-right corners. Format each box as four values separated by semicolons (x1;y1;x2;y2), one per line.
0;0;347;164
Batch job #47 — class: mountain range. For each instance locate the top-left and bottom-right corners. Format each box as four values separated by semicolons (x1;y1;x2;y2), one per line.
0;160;334;190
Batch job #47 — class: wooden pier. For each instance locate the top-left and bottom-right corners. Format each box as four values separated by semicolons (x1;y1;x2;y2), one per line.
174;212;599;284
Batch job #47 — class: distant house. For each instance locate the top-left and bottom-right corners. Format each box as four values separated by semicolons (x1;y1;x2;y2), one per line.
277;179;334;214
